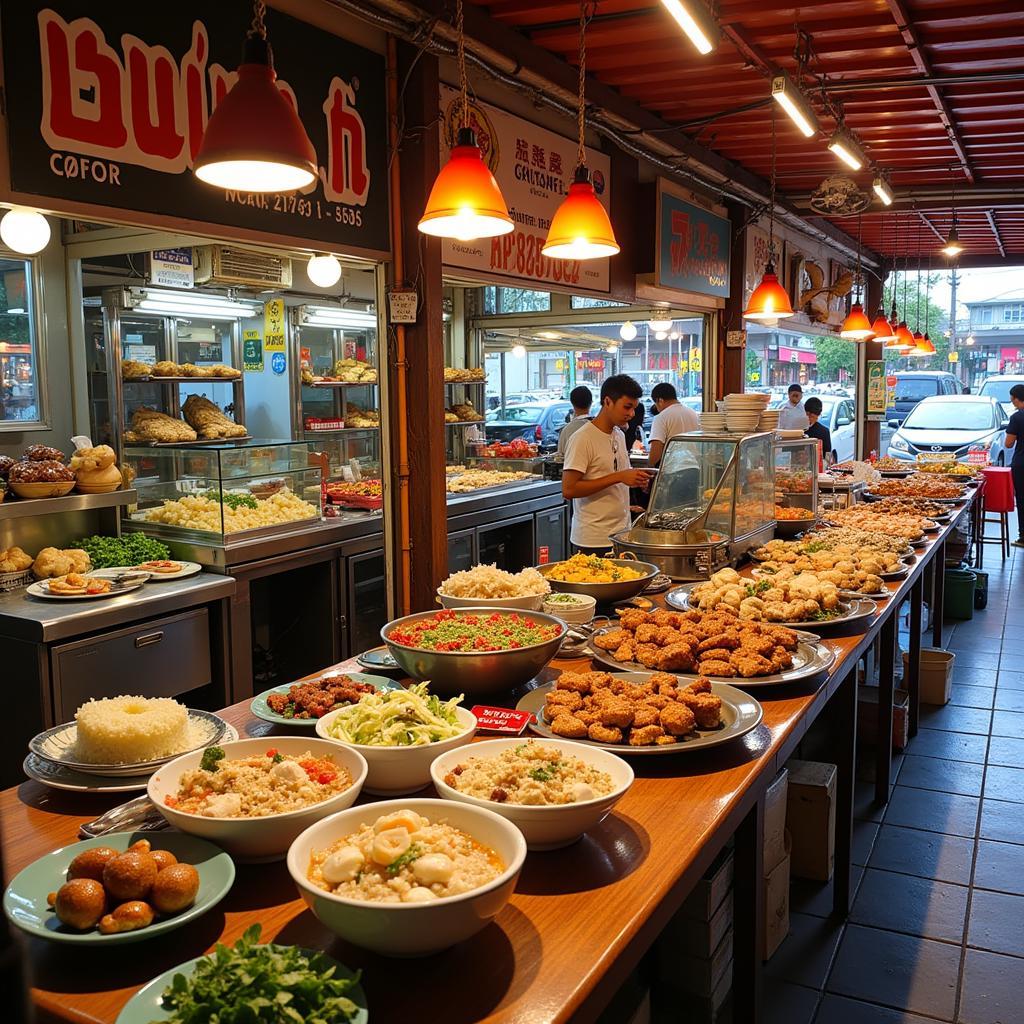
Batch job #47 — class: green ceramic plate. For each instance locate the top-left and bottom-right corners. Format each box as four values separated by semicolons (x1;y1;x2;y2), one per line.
250;671;401;726
115;946;368;1023
3;831;234;945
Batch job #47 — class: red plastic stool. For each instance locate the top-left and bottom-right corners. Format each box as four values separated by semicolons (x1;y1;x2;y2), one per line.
978;466;1014;565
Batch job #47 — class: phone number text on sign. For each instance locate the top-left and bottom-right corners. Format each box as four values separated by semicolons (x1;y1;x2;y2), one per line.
488;231;581;285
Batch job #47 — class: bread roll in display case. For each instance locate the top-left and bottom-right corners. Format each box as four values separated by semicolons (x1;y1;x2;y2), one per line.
612;432;775;578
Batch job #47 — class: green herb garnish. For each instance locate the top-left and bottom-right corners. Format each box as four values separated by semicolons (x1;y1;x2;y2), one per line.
529;764;558;783
271;752;284;764
199;746;225;772
203;490;258;510
387;843;423;876
158;924;361;1023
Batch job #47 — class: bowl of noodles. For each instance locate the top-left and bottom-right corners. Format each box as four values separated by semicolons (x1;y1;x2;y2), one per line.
436;563;549;610
538;555;659;603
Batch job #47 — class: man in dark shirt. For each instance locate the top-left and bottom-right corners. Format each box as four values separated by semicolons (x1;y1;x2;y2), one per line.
803;397;834;466
1003;383;1024;547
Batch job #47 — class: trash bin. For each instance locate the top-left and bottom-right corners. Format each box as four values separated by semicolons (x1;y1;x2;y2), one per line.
944;568;977;621
902;649;955;706
974;570;989;610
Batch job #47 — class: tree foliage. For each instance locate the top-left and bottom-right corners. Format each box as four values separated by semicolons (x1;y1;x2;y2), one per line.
810;336;857;381
883;272;951;370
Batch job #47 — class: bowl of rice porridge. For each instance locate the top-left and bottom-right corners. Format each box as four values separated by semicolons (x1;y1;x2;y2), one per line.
287;798;526;956
149;737;367;862
431;738;634;849
436;563;549;610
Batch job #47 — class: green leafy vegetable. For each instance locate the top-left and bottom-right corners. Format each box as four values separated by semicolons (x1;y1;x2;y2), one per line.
203;489;258;510
199;746;225;772
158;924;361;1024
271;751;284;764
529;764;558;782
386;843;423;876
72;532;170;569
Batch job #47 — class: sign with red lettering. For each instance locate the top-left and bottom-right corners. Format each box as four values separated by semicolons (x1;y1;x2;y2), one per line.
438;85;611;293
655;179;730;299
469;706;533;734
1;3;389;254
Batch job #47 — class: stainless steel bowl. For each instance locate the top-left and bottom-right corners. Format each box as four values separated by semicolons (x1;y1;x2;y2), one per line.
381;607;567;697
537;557;660;603
773;517;817;538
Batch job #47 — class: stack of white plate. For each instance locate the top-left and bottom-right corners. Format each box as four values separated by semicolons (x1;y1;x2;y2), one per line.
723;392;769;433
758;410;780;431
700;411;727;432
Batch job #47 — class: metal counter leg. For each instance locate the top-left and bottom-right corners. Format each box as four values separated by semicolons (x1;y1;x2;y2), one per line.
732;798;764;1023
908;576;923;737
932;541;946;649
833;666;857;918
875;611;897;806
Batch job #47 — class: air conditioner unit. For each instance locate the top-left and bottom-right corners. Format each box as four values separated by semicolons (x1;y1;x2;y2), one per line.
193;245;293;289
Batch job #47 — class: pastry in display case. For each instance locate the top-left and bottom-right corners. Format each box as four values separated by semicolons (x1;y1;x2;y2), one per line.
611;432;775;578
122;440;322;546
774;438;820;513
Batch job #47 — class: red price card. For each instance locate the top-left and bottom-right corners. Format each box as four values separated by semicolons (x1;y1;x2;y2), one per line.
470;705;533;734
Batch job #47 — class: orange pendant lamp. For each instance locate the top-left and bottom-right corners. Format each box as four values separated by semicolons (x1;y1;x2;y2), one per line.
840;213;875;341
543;4;619;261
871;308;897;342
418;0;513;241
744;106;794;321
194;2;316;193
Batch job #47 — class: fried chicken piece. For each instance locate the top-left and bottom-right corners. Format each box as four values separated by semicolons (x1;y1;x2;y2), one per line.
643;694;672;710
594;629;631;651
632;704;660;728
647;672;680;690
629;725;665;746
685;677;712;695
691;693;723;729
575;710;601;726
738;634;776;657
618;609;651;631
698;632;741;653
654;627;684;646
697;659;735;677
546;691;582;713
657;643;696;672
550;714;587;738
730;651;775;678
635;644;663;669
599;698;635;729
660;702;697;736
698;648;733;663
613;641;636;663
770;647;795;672
655;734;680;745
556;672;593;694
650;610;680;628
586;672;615;690
588;723;623;744
634;623;661;643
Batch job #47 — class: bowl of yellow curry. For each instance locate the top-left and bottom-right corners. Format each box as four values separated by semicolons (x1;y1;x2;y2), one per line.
537;555;659;604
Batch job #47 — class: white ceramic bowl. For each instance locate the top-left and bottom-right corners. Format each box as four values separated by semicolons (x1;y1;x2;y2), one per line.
148;736;368;862
542;594;597;624
430;738;634;850
437;591;546;611
316;705;477;795
286;797;526;956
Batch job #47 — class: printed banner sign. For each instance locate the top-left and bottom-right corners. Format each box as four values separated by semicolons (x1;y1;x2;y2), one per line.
150;247;194;288
242;330;263;373
865;359;887;419
1;2;389;253
656;181;730;298
439;85;611;292
264;299;286;352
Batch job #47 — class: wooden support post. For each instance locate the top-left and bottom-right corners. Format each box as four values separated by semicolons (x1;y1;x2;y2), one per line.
732;797;764;1022
720;202;748;399
874;610;897;806
863;270;885;459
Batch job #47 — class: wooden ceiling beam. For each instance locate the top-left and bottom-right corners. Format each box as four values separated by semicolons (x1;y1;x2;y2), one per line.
985;211;1008;258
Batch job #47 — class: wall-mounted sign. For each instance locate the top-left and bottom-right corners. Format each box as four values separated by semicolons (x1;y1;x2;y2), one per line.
865;359;887;418
1;2;389;254
150;247;194;288
438;85;611;293
387;289;418;324
726;329;746;349
264;299;286;352
242;330;263;373
948;351;959;363
271;352;286;375
655;180;730;299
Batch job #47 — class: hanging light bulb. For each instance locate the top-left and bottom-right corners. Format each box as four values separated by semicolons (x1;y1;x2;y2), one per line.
966;335;975;346
669;330;681;340
840;212;875;341
619;321;637;341
655;330;668;341
0;208;50;254
542;4;620;261
941;222;963;259
745;104;795;322
606;342;618;354
511;344;526;358
648;319;673;332
418;0;513;241
194;2;316;192
306;254;342;288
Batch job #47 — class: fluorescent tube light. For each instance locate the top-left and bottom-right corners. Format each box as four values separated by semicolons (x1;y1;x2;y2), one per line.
771;74;819;138
660;0;718;55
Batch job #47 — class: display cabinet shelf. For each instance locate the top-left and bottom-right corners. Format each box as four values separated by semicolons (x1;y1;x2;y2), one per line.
0;489;139;522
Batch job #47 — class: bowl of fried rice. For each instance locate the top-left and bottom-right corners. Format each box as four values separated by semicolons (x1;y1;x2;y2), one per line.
437;563;549;610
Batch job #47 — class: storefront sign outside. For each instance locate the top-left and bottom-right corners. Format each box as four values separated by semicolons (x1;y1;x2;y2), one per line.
1;3;390;254
655;181;730;298
438;85;611;293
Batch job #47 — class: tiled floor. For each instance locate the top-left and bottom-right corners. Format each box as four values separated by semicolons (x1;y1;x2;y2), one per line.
765;538;1024;1024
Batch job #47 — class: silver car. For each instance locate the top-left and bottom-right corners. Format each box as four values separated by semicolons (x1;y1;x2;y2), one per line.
887;395;1009;465
978;374;1024;418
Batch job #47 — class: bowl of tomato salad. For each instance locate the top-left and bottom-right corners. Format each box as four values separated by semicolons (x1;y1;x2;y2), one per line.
382;608;567;697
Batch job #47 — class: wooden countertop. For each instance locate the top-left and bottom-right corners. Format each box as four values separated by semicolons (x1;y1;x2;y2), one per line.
1;509;967;1024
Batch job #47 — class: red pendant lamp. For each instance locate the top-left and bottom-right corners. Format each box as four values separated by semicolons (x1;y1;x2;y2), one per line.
418;0;513;241
841;212;875;341
915;253;937;355
194;2;316;193
744;106;794;321
542;4;619;260
871;308;897;342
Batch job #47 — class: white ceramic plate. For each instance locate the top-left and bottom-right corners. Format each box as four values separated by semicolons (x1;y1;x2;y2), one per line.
89;561;202;582
26;578;146;600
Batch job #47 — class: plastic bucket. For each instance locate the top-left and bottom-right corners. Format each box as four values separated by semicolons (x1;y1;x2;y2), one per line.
944;568;977;621
902;648;955;706
974;570;989;610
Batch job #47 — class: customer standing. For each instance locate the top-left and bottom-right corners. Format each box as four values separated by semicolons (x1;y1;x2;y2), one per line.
803;396;834;466
647;383;700;467
562;374;653;554
1002;383;1024;547
555;385;593;459
778;383;809;431
624;401;646;452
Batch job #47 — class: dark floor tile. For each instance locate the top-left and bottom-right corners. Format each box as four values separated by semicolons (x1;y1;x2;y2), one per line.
764;979;819;1024
948;637;1003;654
850;868;967;943
979;799;1024;844
814;994;942;1024
897;755;984;797
790;867;865;919
765;911;844;990
973;840;1024;896
967;888;1024;957
993;688;1024;712
959;948;1024;1024
991;710;1024;738
852;819;881;866
995;671;1024;691
983;765;1024;803
954;652;1002;669
949;685;996;709
918;705;992;735
956;669;1003;689
907;729;988;764
826;924;959;1020
884;787;980;838
868;824;974;885
987;735;1024;767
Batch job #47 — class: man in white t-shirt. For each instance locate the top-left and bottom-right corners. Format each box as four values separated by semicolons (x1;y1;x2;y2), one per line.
778;383;809;431
647;383;700;467
555;385;594;459
562;374;654;554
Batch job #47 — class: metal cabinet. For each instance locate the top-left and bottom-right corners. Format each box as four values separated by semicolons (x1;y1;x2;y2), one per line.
535;506;567;564
477;513;535;572
345;549;389;658
448;529;477;573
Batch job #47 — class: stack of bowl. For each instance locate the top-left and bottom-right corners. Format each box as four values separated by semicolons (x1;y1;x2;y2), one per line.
723;393;769;433
699;410;727;432
757;408;780;432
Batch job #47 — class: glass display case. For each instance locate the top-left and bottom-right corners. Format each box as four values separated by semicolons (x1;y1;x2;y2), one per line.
774;438;820;513
612;432;775;577
122;439;322;546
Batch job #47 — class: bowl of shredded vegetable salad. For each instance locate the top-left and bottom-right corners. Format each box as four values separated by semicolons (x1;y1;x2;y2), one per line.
380;608;567;697
316;683;477;794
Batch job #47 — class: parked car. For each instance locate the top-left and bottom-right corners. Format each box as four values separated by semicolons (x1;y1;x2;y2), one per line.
886;395;1008;464
885;371;962;425
977;374;1024;417
814;396;856;464
484;401;573;452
